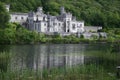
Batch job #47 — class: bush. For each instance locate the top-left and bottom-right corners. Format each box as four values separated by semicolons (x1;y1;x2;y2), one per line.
80;34;84;39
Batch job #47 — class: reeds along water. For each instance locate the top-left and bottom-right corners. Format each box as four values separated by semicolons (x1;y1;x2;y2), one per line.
0;64;117;80
0;52;11;72
0;43;119;80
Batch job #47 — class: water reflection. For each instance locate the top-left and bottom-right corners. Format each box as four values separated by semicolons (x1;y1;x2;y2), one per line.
0;44;117;72
10;44;85;71
0;45;11;52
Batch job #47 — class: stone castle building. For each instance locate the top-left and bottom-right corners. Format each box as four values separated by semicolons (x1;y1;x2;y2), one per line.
6;5;105;37
6;5;84;34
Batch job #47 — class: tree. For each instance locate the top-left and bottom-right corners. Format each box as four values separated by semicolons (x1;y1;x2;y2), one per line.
0;0;120;28
0;2;10;29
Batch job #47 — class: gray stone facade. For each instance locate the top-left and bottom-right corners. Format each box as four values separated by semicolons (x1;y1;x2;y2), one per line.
6;5;84;34
10;12;28;24
26;7;85;34
6;5;104;37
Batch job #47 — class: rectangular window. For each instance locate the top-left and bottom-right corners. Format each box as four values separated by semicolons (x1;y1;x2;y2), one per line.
53;23;55;26
72;24;76;30
35;24;37;30
38;24;40;31
59;23;61;26
53;23;57;26
21;17;24;20
44;23;46;26
45;28;47;32
15;17;17;20
80;24;82;27
67;21;69;24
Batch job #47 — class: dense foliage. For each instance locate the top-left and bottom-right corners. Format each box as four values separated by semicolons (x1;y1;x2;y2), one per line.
0;0;41;12
1;23;120;44
0;0;120;28
0;22;94;44
0;23;41;44
0;64;117;80
0;0;120;44
0;2;10;29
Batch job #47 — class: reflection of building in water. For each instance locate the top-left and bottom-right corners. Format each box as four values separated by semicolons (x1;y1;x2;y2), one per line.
10;45;35;71
10;44;85;71
33;54;84;70
33;45;85;70
65;54;84;67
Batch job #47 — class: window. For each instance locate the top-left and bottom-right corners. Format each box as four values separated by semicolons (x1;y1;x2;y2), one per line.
38;24;40;31
77;24;82;28
72;24;76;30
35;24;37;30
80;24;82;27
53;23;55;26
45;28;47;32
43;17;45;21
44;23;46;26
59;23;61;26
67;21;69;24
53;23;57;26
15;17;17;20
21;17;24;20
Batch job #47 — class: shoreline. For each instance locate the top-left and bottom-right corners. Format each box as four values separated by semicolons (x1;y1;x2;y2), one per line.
0;39;119;45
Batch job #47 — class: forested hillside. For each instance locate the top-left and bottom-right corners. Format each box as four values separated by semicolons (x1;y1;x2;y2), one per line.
0;0;120;28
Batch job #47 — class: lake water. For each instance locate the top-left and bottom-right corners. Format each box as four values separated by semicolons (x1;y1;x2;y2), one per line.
0;43;119;73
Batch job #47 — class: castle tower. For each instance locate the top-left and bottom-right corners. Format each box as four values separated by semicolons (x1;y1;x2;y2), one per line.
28;11;34;17
37;7;43;14
47;12;51;32
60;6;66;14
5;4;10;12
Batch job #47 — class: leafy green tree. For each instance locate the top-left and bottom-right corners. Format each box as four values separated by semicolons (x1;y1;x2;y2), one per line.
0;2;10;29
1;0;120;28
